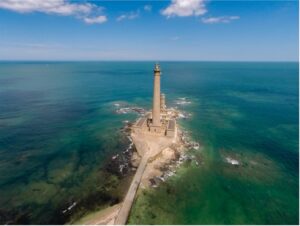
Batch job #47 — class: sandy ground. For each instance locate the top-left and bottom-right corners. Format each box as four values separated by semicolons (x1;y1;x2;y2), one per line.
73;203;121;225
141;146;178;187
132;128;184;188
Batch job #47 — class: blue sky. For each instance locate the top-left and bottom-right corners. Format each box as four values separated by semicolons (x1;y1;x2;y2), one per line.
0;0;298;61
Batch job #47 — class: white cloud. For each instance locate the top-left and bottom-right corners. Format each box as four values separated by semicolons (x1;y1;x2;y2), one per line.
84;15;107;24
144;5;152;12
0;0;92;15
0;0;107;24
201;16;240;24
116;10;139;22
162;0;206;18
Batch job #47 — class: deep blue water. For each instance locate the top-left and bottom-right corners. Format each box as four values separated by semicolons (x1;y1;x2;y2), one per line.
0;62;298;224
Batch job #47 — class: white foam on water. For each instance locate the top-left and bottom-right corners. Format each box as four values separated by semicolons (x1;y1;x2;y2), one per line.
225;157;240;165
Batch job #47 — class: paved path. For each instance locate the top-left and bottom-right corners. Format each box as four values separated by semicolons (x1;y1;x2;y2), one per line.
114;132;174;225
114;153;150;225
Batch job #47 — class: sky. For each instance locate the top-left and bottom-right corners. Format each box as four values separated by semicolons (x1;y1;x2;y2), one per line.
0;0;298;61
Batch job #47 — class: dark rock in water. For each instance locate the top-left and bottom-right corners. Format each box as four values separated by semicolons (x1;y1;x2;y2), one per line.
115;106;146;115
195;155;203;165
149;177;161;187
104;156;131;177
13;212;31;225
123;127;132;133
149;178;157;187
0;208;29;225
0;205;67;225
103;125;137;178
131;107;146;114
159;164;169;172
77;190;116;212
186;157;192;163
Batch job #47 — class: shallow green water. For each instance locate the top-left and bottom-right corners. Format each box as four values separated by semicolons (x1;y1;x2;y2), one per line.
0;62;298;224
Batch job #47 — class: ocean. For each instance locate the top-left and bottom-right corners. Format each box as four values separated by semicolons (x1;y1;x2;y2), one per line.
0;62;298;224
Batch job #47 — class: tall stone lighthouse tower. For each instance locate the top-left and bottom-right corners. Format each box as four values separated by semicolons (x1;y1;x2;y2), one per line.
151;63;161;130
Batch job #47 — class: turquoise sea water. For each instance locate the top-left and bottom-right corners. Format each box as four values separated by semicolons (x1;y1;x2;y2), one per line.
0;62;298;224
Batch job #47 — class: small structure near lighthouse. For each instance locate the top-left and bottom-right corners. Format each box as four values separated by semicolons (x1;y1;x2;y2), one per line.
132;63;176;138
160;93;166;113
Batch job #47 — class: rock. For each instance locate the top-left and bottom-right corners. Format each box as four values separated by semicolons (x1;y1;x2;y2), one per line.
131;152;141;167
162;148;176;161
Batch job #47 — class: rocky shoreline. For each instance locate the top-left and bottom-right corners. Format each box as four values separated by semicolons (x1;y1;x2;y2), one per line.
134;126;202;189
113;100;201;190
74;99;201;224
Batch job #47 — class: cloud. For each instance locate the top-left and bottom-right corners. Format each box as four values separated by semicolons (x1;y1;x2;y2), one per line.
162;0;206;18
0;0;93;15
201;16;240;24
144;5;152;12
116;10;139;22
0;0;107;24
84;15;107;24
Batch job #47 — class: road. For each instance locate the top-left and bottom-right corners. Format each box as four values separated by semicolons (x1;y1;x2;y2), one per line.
114;153;150;225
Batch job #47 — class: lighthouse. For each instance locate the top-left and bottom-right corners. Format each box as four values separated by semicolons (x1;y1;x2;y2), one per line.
151;63;162;131
131;63;176;137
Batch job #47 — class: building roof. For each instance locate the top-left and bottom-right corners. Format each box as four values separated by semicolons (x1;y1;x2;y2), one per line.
167;119;176;131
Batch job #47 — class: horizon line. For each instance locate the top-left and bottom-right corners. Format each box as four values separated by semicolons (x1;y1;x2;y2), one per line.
0;60;298;63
